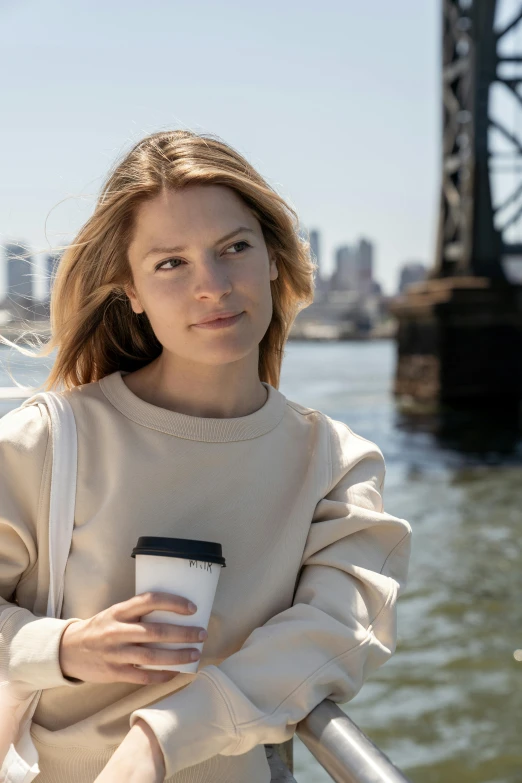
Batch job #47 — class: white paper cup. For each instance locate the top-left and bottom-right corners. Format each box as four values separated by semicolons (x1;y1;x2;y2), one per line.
131;536;226;674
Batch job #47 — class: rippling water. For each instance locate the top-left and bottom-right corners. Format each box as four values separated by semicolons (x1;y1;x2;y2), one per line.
2;340;522;783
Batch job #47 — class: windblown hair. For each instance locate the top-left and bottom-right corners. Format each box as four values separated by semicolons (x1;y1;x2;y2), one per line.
0;129;316;391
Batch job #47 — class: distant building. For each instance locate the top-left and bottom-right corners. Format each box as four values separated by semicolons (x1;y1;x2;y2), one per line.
332;245;358;291
5;241;34;302
398;262;427;294
357;238;374;296
46;250;63;298
309;229;321;283
309;229;320;272
331;238;375;295
309;228;329;300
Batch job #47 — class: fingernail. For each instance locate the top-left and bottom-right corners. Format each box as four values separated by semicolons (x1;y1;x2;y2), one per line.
188;602;197;613
198;630;208;641
191;650;200;660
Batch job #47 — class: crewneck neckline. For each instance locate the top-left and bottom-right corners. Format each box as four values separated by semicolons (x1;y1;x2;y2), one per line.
98;370;287;442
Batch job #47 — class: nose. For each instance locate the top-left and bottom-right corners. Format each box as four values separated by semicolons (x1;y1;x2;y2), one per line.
193;255;232;299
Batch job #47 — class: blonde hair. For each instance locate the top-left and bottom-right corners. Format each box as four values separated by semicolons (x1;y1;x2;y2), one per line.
1;129;316;392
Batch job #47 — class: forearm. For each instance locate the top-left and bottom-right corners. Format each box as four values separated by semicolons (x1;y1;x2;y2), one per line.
132;718;166;773
1;609;85;691
93;718;166;783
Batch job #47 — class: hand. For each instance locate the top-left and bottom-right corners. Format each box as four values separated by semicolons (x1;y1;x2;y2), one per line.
58;591;208;686
93;719;166;783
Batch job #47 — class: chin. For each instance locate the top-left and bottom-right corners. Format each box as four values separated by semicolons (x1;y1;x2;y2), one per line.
196;341;258;364
202;350;253;366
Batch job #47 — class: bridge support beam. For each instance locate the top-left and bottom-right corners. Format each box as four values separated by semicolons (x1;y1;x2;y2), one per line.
391;277;522;418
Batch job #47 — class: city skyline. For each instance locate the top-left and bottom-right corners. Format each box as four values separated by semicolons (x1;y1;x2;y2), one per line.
0;0;440;300
0;230;425;304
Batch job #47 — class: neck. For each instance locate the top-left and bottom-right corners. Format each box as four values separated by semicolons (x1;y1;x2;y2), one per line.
122;354;268;419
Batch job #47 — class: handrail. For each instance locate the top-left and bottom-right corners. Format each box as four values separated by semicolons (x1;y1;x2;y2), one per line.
295;699;412;783
0;388;34;400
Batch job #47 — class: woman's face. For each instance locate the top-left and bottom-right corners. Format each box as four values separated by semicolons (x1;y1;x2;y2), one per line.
125;184;278;368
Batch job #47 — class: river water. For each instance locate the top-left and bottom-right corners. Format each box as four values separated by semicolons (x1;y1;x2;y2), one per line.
1;340;521;783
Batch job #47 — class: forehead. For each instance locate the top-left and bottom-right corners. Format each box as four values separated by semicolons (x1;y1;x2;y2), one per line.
131;185;256;243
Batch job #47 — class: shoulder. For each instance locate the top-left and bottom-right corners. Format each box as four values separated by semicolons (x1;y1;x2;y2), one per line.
284;396;322;419
323;415;385;470
284;395;384;466
0;402;51;500
323;415;386;497
0;400;50;454
0;377;106;465
283;395;386;496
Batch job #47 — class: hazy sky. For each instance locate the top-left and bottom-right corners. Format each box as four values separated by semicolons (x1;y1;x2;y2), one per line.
0;0;440;298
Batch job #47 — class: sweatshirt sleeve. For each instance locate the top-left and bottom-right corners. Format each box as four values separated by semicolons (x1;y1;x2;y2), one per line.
0;404;84;692
129;417;412;780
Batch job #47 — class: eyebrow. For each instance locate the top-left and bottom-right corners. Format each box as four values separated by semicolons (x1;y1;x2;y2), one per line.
142;226;256;261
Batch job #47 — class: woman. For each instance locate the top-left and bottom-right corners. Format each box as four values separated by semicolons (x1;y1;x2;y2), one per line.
0;129;412;783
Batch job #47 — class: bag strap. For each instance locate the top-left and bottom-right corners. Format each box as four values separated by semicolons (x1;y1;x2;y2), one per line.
20;392;78;618
0;393;78;780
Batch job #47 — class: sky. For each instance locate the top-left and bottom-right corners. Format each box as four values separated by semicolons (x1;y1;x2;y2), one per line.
0;0;441;298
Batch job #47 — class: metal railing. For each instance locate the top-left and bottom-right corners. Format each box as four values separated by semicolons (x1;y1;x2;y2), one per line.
0;388;34;400
268;699;412;783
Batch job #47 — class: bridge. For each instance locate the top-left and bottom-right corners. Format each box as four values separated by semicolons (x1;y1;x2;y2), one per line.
392;0;522;421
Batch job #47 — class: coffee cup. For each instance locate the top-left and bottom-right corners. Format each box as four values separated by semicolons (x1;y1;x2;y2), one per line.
130;536;226;673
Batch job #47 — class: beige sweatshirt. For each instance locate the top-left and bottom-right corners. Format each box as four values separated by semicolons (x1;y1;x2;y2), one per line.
0;369;412;783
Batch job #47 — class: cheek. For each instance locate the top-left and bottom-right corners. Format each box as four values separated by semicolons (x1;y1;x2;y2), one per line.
146;277;186;305
239;259;271;293
140;283;187;331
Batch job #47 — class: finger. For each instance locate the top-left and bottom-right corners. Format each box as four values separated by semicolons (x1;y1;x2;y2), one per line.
115;592;197;620
128;621;206;644
128;645;201;667
118;664;180;686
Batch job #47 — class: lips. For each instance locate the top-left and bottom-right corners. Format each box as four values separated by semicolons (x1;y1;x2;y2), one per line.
195;310;243;325
193;312;244;329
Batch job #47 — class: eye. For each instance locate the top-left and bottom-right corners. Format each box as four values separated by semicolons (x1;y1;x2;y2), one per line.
155;258;183;272
227;240;250;253
154;240;250;271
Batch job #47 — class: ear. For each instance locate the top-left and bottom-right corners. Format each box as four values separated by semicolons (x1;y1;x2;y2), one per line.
123;282;145;315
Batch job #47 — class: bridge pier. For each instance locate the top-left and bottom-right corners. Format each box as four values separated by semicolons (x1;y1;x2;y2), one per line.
391;277;522;421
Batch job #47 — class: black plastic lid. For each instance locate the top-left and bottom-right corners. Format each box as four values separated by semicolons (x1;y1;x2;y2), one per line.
130;536;226;567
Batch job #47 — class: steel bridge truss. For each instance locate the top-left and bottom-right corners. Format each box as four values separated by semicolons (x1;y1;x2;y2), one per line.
435;0;522;280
